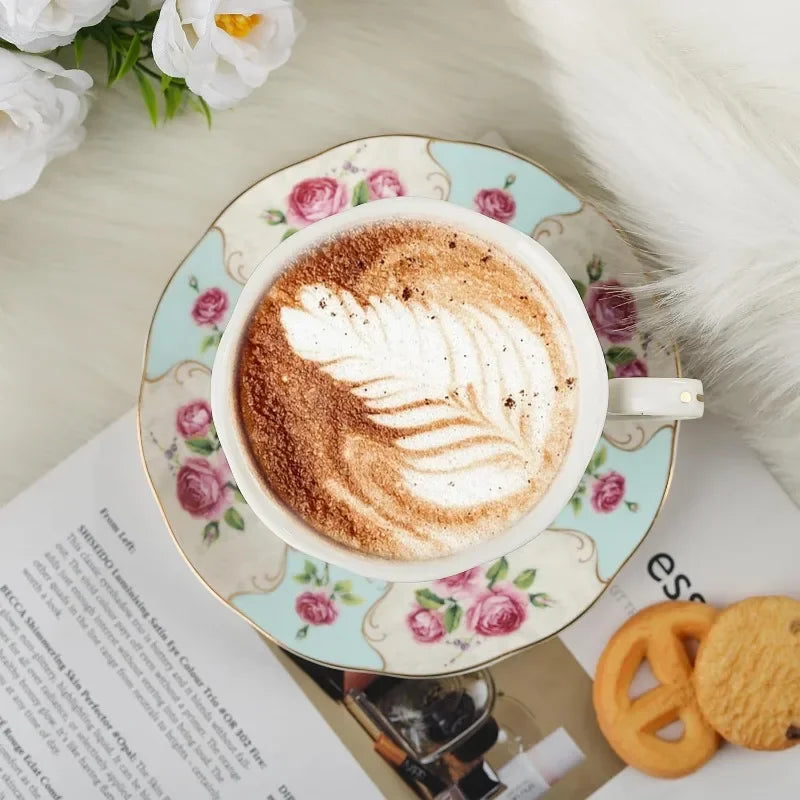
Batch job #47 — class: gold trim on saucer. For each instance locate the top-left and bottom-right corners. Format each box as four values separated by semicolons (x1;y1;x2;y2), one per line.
137;134;680;677
424;139;452;199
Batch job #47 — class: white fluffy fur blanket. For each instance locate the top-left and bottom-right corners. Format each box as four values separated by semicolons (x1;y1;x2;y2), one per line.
509;0;800;503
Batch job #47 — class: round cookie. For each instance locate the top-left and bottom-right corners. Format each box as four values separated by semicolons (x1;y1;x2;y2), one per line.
593;601;720;778
693;595;800;751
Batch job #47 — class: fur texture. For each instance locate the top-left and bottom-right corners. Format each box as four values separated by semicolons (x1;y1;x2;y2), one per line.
509;0;800;502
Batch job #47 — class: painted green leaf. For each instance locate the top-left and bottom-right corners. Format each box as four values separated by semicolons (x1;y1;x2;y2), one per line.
202;521;219;544
188;275;199;290
605;346;637;366
135;69;158;127
264;209;286;225
486;556;509;587
160;74;172;92
200;333;219;353
339;593;364;606
415;588;445;609
513;569;537;590
333;580;352;594
572;279;587;299
185;438;215;455
587;256;603;282
201;334;218;352
351;180;370;206
304;560;318;577
280;227;298;242
592;445;608;470
296;625;309;639
223;507;245;530
529;592;554;608
293;573;311;584
443;604;463;633
570;496;583;514
231;486;246;504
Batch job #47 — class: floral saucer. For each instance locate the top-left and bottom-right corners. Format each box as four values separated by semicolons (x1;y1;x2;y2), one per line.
139;135;678;677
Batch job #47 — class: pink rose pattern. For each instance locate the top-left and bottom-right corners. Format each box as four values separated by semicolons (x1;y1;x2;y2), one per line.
176;400;212;438
569;444;638;516
615;358;648;378
366;168;406;200
436;568;480;593
287;177;348;227
192;287;229;327
474;187;517;223
292;559;364;640
473;174;517;224
406;557;552;646
407;608;445;643
176;457;231;519
585;280;638;343
187;275;229;355
295;592;338;626
591;471;626;513
466;590;527;636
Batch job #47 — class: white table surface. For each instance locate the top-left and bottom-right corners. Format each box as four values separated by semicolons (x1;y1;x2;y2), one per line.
0;0;587;504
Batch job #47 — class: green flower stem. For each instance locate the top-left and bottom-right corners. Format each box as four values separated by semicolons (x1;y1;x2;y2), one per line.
134;63;164;81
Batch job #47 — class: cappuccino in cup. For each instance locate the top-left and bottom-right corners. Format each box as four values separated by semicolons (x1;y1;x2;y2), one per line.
236;219;577;560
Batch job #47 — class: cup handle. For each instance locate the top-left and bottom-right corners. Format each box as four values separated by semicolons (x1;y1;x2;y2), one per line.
607;378;704;420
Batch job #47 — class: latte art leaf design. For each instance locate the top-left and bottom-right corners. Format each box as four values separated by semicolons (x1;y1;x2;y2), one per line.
281;285;559;509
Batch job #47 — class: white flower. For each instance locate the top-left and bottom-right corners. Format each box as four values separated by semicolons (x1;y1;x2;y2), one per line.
0;50;92;201
0;0;115;52
152;0;301;110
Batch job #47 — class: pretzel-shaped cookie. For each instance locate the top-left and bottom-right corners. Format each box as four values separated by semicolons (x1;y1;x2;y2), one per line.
593;601;720;778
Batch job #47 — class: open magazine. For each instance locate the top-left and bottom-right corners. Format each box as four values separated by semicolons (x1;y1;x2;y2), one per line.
0;411;797;799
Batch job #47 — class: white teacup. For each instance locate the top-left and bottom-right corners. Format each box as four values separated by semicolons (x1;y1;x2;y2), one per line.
211;198;702;582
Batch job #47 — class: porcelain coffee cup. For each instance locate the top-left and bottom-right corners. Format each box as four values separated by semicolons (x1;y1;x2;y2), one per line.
211;197;703;582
